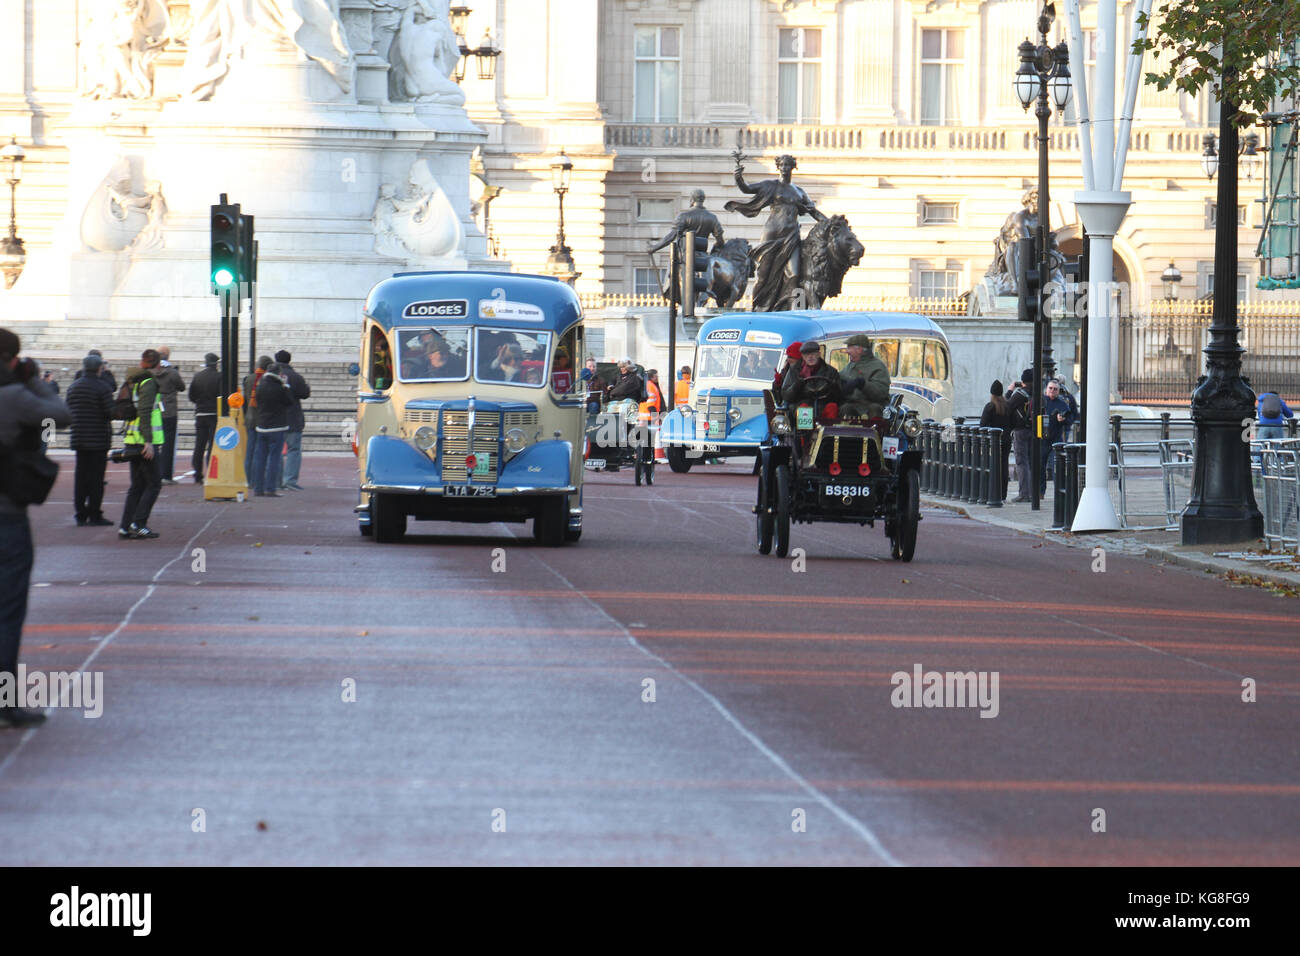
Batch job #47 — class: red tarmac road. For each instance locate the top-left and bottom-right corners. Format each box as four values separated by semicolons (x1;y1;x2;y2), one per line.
1;454;1296;865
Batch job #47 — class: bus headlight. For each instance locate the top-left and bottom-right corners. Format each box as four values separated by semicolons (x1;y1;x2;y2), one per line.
729;407;743;423
504;428;528;454
771;416;791;435
902;415;922;439
680;404;694;416
414;425;437;454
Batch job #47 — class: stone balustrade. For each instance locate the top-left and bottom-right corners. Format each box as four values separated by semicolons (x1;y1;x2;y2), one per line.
605;123;1221;156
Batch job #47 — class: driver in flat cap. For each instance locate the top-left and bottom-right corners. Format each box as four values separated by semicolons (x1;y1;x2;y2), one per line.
839;334;892;419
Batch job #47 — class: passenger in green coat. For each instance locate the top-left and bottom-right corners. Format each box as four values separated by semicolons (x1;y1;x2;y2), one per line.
839;334;891;419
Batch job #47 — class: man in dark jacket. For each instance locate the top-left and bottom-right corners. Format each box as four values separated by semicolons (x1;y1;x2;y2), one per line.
781;341;842;409
188;352;221;484
273;350;311;491
250;363;293;496
1040;379;1075;496
119;350;165;539
0;327;71;728
64;353;116;526
605;360;644;401
242;355;272;478
153;346;185;483
838;334;892;419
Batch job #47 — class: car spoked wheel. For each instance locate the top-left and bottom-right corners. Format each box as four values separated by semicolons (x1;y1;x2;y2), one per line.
898;469;919;562
756;466;773;554
774;463;791;558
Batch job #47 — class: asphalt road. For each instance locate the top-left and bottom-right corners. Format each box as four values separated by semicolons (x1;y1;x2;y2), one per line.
1;454;1296;865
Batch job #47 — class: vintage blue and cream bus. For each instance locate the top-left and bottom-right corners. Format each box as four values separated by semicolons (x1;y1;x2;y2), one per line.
659;311;953;472
354;271;585;544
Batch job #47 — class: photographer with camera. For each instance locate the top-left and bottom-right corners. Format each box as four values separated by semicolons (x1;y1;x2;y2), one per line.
0;327;71;729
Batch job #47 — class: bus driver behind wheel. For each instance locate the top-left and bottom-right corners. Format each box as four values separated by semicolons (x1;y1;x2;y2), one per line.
839;334;891;419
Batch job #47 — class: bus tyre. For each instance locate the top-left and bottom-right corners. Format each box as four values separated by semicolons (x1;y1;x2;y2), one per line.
666;446;692;473
534;495;566;547
756;467;773;554
898;469;919;563
774;464;791;558
360;522;372;537
371;494;406;543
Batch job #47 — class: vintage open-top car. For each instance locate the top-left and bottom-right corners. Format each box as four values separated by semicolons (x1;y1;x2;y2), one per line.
756;348;925;561
583;361;657;487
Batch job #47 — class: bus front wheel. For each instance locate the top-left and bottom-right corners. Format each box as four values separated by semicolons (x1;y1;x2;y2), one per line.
666;446;692;473
371;493;407;543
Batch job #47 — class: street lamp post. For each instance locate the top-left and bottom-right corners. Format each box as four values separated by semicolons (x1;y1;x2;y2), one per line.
546;151;580;286
1160;260;1182;363
1182;85;1264;544
1014;5;1072;510
1;136;26;289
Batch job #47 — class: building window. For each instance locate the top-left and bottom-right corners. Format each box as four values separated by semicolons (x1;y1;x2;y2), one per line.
636;198;675;222
778;28;821;124
919;29;964;126
920;200;960;225
917;268;961;298
1204;268;1250;304
1208;202;1247;228
634;268;666;296
635;26;680;123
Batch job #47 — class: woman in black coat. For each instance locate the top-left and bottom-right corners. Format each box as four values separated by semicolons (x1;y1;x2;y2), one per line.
980;380;1014;501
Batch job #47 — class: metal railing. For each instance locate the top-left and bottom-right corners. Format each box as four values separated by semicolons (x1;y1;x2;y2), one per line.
919;420;1005;508
578;292;969;316
1261;443;1300;552
1118;306;1300;404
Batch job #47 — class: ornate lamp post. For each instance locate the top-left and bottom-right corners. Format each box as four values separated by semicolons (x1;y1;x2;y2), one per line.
1182;81;1264;544
1013;4;1072;510
448;5;500;84
545;151;579;286
1;136;25;289
1159;260;1182;362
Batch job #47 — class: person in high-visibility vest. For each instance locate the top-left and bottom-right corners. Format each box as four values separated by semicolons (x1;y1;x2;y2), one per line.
119;349;165;539
639;368;664;425
674;366;691;406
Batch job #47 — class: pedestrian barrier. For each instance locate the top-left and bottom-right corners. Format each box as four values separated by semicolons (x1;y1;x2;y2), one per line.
921;420;1004;508
1260;443;1300;553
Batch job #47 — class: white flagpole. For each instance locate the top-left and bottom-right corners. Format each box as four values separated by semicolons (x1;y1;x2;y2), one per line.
1065;0;1096;190
1113;0;1156;190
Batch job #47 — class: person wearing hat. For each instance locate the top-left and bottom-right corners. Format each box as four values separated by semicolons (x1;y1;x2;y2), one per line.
839;334;891;419
188;352;222;484
606;359;644;401
1006;369;1034;501
980;380;1015;501
152;346;185;484
65;352;116;525
273;349;311;492
774;342;804;391
73;349;117;393
781;341;842;412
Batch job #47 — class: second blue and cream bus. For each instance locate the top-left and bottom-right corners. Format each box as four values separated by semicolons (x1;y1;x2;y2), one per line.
659;311;954;472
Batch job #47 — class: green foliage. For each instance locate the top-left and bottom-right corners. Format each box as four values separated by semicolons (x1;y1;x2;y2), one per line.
1135;1;1300;124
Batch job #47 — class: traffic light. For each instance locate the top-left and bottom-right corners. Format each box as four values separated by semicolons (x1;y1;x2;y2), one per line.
1017;235;1041;323
239;214;255;287
210;198;243;294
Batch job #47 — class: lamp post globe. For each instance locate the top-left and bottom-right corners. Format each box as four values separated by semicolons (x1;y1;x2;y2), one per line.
1161;261;1182;302
1201;133;1219;179
1049;41;1072;110
1013;39;1038;110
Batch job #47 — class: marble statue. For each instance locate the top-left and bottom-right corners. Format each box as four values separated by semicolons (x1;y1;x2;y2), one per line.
181;0;355;100
81;0;171;100
80;162;167;253
388;0;466;106
372;159;463;259
985;188;1066;296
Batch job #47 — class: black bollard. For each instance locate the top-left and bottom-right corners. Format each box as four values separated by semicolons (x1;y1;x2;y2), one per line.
1051;442;1067;529
978;428;991;505
988;428;1003;508
1064;443;1082;526
1160;411;1172;443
